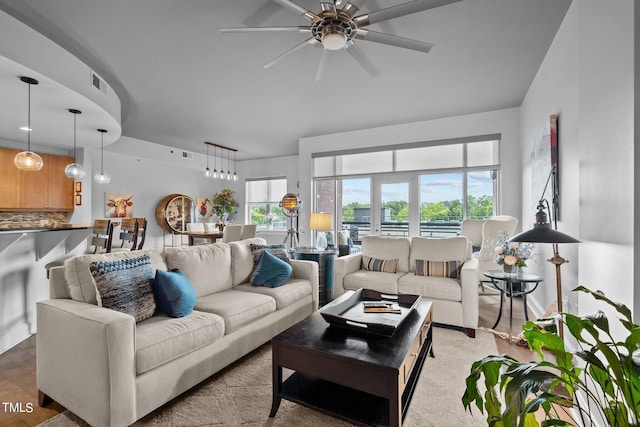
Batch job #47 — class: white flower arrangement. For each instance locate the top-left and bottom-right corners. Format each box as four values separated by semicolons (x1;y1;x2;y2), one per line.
492;229;534;268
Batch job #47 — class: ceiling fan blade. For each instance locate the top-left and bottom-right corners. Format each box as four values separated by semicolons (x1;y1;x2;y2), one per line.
345;41;380;78
341;0;369;18
220;26;311;33
320;2;337;16
355;29;433;53
243;1;283;27
272;0;318;21
366;0;395;34
315;49;330;82
354;0;462;26
264;38;319;69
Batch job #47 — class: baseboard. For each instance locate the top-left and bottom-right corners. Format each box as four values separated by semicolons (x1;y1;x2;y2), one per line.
0;322;32;355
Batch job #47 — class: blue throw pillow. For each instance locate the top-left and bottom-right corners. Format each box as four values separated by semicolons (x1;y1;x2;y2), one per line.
153;269;196;317
250;250;292;288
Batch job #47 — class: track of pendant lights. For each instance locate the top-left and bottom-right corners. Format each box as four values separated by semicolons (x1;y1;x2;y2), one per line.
204;142;238;181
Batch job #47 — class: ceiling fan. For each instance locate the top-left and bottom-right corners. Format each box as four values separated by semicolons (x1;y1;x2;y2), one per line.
220;0;462;81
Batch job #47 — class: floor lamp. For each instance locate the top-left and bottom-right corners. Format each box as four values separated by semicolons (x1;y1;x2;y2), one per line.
509;166;580;339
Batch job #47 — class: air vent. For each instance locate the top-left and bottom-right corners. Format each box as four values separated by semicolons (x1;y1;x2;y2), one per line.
182;151;193;159
90;70;107;94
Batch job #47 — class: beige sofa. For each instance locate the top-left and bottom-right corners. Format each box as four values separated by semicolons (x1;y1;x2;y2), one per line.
334;235;479;337
37;238;318;427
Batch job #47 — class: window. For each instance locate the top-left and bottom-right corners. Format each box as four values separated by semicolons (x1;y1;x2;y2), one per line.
313;136;500;238
246;178;287;229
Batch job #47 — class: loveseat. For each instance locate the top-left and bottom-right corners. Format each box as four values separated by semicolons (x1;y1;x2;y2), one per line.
37;238;318;427
334;235;479;337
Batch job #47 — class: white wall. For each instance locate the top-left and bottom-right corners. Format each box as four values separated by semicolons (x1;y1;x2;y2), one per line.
298;108;522;246
520;0;635;331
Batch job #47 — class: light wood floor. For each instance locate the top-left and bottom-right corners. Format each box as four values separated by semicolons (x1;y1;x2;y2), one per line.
0;292;538;427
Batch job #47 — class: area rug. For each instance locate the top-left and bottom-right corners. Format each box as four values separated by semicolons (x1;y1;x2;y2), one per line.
38;327;497;426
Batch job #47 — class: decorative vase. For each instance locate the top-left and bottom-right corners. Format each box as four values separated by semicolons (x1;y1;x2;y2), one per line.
503;264;515;275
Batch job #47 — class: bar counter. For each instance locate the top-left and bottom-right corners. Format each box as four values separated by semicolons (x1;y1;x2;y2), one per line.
0;223;92;234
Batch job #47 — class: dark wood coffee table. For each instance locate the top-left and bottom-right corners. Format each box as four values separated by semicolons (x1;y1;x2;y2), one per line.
269;298;433;427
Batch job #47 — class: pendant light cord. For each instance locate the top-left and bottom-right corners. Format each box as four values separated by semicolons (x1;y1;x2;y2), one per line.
27;82;31;151
100;132;105;172
73;113;77;161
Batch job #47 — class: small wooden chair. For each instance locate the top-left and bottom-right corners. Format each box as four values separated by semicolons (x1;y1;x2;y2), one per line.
112;218;139;252
91;219;114;254
134;218;147;250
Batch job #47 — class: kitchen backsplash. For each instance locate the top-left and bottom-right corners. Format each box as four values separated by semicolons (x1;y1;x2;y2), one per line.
0;212;70;229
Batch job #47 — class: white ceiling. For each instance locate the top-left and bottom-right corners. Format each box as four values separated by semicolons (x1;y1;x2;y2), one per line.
0;0;572;160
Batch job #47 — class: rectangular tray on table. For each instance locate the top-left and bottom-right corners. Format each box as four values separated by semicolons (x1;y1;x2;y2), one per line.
319;288;420;337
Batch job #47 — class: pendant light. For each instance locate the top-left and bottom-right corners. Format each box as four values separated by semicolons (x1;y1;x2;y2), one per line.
94;129;110;184
226;148;231;180
64;109;86;178
204;142;213;178
232;150;238;181
212;145;219;179
219;146;225;181
14;76;44;171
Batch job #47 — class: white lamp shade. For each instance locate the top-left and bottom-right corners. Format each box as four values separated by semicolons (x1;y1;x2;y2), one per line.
94;172;111;184
310;213;333;231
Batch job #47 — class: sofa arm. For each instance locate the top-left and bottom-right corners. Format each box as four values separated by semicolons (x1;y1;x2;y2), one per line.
460;257;480;330
37;299;137;427
290;259;319;310
48;266;71;299
334;253;362;298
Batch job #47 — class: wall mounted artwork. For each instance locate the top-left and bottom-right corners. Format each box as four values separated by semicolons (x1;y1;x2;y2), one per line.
106;192;133;218
531;114;559;222
197;197;212;220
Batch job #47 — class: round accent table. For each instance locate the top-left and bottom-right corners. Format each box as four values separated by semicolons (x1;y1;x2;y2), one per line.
483;270;543;342
293;247;339;306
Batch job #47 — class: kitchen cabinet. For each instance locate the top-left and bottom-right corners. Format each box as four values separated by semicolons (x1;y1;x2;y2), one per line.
0;148;21;208
0;147;75;211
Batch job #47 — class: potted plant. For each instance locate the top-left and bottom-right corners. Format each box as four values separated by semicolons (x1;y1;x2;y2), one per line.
212;188;238;230
463;286;640;426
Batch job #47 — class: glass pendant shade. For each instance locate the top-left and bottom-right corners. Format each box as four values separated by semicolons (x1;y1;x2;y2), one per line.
204;167;213;178
65;162;86;178
14;76;44;171
14;151;44;171
94;129;110;184
65;109;85;178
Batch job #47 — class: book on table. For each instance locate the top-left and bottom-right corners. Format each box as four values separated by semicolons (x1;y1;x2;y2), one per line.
362;301;401;314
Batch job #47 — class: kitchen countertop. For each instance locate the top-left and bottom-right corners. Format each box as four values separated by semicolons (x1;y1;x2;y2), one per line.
0;223;93;234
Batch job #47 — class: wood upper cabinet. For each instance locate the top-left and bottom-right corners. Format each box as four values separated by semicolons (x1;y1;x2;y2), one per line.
0;147;75;211
0;148;21;209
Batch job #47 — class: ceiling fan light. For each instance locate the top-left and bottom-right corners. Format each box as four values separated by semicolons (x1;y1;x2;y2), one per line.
322;30;346;50
14;151;44;171
65;163;86;178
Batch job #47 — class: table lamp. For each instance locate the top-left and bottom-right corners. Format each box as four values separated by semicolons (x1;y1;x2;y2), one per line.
509;166;580;339
309;213;333;250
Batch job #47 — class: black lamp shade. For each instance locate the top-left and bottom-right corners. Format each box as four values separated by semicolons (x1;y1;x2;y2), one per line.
509;224;580;244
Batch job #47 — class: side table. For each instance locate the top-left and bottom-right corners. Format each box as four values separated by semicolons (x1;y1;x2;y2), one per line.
483;270;543;342
293;247;338;306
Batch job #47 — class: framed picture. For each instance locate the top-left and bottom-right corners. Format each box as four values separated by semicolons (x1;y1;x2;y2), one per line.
531;114;559;221
105;192;133;218
75;182;82;193
75;194;82;206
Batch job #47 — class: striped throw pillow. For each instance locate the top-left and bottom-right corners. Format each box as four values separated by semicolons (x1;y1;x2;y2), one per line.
89;254;156;322
362;255;398;273
415;260;462;279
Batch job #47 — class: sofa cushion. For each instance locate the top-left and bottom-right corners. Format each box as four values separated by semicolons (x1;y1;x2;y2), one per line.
64;249;166;304
415;259;462;278
228;237;267;286
251;250;292;288
164;243;233;297
343;270;402;295
362;255;398;273
234;278;311;310
409;236;468;273
89;254;156;322
153;269;197;317
135;310;225;375
398;274;462;302
362;236;411;273
250;243;290;266
195;289;276;334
